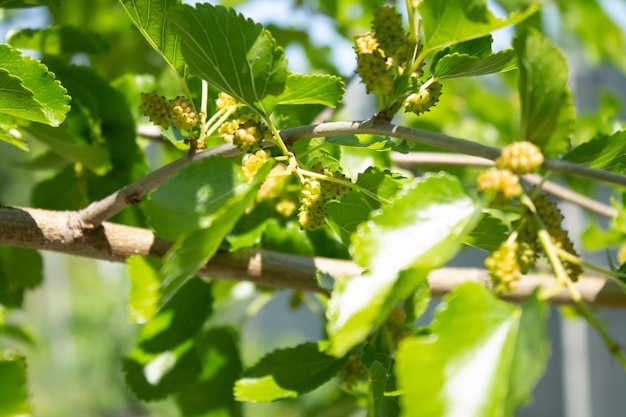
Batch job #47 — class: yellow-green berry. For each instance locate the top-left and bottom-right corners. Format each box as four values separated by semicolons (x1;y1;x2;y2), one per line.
404;80;442;115
310;163;352;200
476;168;522;200
512;217;540;274
215;92;237;112
140;92;170;129
496;141;544;174
298;177;326;231
242;149;269;182
485;240;521;294
168;96;198;131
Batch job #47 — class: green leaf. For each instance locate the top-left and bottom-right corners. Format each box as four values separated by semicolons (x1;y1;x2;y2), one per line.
515;28;574;157
159;160;274;300
581;223;624;251
118;0;185;76
327;173;481;356
465;213;509;252
127;255;161;324
23;123;112;175
8;26;109;56
176;327;243;417
368;360;400;417
269;73;344;108
0;353;30;417
432;49;517;79
326;135;408;152
123;278;212;401
146;156;251;241
396;283;550;417
563;130;626;173
326;192;371;246
234;343;348;402
0;247;43;308
418;0;540;56
167;3;288;115
31;165;87;210
0;44;70;126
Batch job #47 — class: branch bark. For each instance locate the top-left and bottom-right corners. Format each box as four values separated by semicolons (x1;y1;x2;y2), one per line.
2;205;625;308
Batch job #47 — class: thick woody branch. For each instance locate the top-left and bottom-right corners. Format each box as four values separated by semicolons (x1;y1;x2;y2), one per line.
1;205;625;308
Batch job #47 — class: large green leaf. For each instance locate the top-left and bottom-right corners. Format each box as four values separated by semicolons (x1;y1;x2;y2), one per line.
432;49;517;79
327;173;481;357
368;360;400;417
123;278;213;401
269;73;344;108
167;3;288;115
158;160;274;299
234;343;348;402
515;28;574;158
145;156;252;241
0;354;30;417
118;0;185;76
396;283;550;417
8;26;109;56
0;44;70;126
465;214;509;252
562;130;626;173
0;247;43;308
176;327;242;417
418;0;540;57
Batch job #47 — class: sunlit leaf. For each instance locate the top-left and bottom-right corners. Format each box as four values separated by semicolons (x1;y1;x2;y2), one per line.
0;44;70;126
327;173;481;356
397;284;549;417
268;73;344;108
127;256;161;324
515;28;574;157
563;130;626;173
167;3;288;115
0;353;30;417
419;0;540;56
118;0;185;76
432;49;517;79
234;343;348;402
465;213;509;252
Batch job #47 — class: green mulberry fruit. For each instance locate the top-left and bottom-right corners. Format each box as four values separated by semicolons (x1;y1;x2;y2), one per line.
404;80;442;115
485;240;521;294
310;163;352;199
168;96;198;131
220;114;271;153
242;149;269;182
354;32;394;95
372;5;406;58
476;168;522;200
298;177;326;231
140;92;170;129
497;141;544;174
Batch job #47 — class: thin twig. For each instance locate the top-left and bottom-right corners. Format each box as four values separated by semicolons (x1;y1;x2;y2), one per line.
390;152;617;218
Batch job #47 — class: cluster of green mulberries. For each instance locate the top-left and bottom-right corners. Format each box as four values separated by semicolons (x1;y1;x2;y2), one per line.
476;168;522;200
298;177;326;231
485;240;521;294
531;192;583;281
496;141;544;174
140;92;198;131
354;5;409;95
512;218;540;274
297;165;352;231
404;80;442;115
339;355;367;390
168;96;198;131
140;92;170;129
215;92;237;112
242;149;269;182
219;113;272;153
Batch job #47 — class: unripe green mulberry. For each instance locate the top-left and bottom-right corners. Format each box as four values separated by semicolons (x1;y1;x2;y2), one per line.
168;96;198;131
242;149;269;182
404;80;442;115
310;163;352;199
532;192;582;281
298;177;326;231
497;141;544;174
140;92;170;129
486;240;521;294
220;114;271;153
512;217;540;274
372;5;406;58
215;92;237;112
476;168;522;200
354;32;393;95
339;355;367;390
